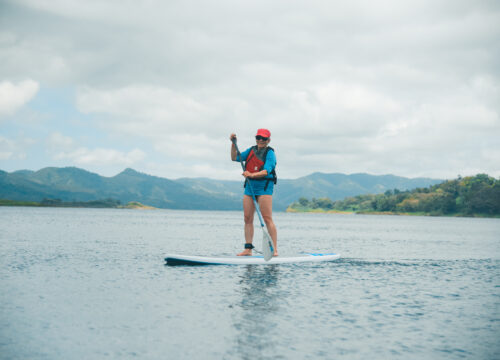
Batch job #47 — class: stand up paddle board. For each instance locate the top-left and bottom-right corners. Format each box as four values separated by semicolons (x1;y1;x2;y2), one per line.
165;253;340;266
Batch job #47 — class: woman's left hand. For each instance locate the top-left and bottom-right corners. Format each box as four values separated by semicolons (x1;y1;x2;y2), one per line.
242;171;253;178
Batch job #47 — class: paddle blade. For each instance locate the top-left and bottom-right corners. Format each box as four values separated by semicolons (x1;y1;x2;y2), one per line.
262;229;274;261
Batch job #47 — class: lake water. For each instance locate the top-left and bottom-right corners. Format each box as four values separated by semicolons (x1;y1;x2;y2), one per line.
0;207;499;359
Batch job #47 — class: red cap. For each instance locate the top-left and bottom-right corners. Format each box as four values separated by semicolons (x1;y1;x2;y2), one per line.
256;128;271;138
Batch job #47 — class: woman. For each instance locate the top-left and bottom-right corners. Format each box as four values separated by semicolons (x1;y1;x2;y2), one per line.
230;129;278;257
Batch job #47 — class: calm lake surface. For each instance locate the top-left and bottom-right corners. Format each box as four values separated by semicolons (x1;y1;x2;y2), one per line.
0;207;499;359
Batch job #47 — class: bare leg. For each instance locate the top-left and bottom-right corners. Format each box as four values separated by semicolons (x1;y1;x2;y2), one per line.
258;195;278;256
237;195;255;256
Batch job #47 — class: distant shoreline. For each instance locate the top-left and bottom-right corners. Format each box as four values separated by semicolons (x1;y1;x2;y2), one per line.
286;207;499;218
0;199;156;210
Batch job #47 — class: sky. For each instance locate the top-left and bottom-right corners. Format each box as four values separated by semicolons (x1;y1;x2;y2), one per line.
1;0;499;180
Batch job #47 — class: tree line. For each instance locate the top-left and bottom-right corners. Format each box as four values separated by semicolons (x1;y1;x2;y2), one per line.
288;174;500;217
0;198;122;208
39;198;122;208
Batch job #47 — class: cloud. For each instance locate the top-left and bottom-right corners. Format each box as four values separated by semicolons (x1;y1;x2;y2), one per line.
47;132;146;167
0;135;35;160
0;136;15;160
1;1;499;178
47;132;75;150
53;147;146;166
3;0;497;89
76;85;209;129
76;84;244;156
73;69;500;178
0;79;39;116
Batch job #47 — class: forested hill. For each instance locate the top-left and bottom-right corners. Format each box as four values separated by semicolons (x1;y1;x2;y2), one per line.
1;167;442;211
288;174;500;217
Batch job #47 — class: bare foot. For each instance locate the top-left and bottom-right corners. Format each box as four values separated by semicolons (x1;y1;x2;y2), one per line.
237;249;252;256
273;252;279;257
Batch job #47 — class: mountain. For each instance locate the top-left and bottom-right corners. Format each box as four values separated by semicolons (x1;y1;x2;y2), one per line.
0;167;241;210
0;167;443;211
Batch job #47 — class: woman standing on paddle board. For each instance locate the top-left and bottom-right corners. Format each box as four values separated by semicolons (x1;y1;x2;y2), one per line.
230;129;278;257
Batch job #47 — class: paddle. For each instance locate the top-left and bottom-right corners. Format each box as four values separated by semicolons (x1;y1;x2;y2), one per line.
232;137;274;261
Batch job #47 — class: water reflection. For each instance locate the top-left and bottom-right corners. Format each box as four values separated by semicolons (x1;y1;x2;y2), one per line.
228;265;284;359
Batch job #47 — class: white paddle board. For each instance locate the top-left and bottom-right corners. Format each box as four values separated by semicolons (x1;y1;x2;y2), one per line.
165;253;340;266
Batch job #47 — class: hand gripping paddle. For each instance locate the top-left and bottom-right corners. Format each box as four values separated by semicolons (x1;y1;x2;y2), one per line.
232;137;274;261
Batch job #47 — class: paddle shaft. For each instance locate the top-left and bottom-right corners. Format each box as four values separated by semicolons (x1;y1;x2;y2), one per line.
231;138;266;228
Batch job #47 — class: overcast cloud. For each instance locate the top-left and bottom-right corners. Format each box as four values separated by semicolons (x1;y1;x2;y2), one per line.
0;0;499;179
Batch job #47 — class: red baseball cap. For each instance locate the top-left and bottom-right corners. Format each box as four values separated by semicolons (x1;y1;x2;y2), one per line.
256;128;271;138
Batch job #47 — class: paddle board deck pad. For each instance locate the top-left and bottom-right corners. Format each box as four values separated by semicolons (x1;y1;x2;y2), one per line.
165;253;340;266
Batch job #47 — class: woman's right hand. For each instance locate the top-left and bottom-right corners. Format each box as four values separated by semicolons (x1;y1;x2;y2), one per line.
230;133;237;142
